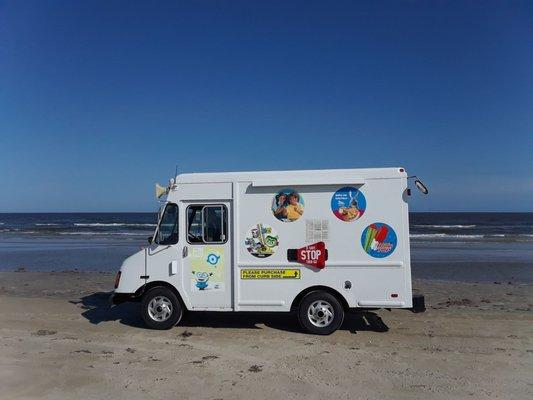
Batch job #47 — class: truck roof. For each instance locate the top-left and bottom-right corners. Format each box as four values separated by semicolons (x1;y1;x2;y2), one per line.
175;167;406;186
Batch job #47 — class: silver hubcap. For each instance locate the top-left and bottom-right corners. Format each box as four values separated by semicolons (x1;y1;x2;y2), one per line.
308;300;334;327
147;296;173;322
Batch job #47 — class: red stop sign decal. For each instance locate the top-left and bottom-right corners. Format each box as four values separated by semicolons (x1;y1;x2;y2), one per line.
297;242;326;269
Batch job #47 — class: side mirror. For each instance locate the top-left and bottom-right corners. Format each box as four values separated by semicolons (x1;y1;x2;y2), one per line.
408;175;429;195
148;236;153;244
414;179;429;195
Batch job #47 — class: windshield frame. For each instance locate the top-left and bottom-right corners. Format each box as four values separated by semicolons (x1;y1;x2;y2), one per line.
154;202;179;246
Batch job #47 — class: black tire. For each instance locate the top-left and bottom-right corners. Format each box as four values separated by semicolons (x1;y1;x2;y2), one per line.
141;287;183;330
297;291;345;335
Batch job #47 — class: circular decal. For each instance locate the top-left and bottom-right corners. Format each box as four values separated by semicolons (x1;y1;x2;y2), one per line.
361;223;397;258
245;223;279;258
206;253;220;266
271;188;305;222
331;187;366;222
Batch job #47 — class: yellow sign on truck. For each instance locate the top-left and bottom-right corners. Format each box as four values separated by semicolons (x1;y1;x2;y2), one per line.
240;269;300;280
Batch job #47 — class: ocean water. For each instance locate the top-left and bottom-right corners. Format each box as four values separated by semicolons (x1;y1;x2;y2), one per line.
410;212;533;242
0;213;155;272
0;213;532;282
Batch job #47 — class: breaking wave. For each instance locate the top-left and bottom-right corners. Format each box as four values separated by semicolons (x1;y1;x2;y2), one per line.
73;223;156;227
413;224;476;229
410;233;533;242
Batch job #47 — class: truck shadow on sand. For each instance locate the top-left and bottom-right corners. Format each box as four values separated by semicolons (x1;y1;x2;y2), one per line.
74;292;389;334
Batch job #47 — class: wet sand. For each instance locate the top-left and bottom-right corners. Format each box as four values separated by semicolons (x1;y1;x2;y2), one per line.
0;271;532;399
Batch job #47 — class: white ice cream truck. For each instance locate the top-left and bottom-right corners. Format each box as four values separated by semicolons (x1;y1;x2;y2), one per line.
112;168;427;334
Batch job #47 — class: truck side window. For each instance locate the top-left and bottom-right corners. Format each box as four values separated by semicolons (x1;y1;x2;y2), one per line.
187;204;227;244
155;203;179;245
187;206;203;243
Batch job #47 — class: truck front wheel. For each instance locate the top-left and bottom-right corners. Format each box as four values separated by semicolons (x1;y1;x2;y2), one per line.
298;291;345;335
141;287;183;330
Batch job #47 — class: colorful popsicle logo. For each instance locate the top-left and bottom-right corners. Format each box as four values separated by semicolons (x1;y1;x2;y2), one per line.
361;223;397;258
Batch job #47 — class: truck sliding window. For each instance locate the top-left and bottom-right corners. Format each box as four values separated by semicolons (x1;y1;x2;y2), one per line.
187;205;227;244
155;203;179;245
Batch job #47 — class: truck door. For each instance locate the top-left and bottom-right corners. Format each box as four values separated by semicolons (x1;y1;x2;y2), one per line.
145;203;181;289
181;202;232;309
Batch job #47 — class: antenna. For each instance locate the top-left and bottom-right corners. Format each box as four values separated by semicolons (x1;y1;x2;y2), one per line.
168;164;178;190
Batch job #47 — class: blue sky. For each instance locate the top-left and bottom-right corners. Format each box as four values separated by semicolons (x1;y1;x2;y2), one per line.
1;1;531;212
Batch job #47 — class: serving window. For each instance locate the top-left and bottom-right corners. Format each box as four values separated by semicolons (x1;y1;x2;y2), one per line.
187;204;227;244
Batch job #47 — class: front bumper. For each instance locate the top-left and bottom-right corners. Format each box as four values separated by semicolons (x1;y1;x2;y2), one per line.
110;292;137;305
411;293;426;313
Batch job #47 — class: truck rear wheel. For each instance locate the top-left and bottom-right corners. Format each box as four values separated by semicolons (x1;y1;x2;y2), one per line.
298;291;344;335
141;287;183;330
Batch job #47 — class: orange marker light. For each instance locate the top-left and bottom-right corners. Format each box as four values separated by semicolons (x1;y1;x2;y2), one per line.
114;271;121;289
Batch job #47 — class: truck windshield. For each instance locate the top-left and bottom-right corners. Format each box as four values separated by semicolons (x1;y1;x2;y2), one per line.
155;203;179;245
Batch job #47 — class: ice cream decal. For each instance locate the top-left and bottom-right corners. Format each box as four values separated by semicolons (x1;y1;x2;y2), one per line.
245;223;279;258
331;187;366;222
272;188;305;222
361;223;397;258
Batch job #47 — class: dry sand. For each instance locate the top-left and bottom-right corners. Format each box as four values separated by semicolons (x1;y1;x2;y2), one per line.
0;271;532;400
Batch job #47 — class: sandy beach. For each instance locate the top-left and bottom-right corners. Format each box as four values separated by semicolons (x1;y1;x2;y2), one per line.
0;271;531;400
2;0;532;397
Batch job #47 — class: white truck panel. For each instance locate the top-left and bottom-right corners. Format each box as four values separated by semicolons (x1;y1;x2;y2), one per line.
234;175;410;311
116;167;414;313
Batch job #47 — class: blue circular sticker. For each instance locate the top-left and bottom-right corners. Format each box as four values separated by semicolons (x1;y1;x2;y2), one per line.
361;223;397;258
331;187;366;222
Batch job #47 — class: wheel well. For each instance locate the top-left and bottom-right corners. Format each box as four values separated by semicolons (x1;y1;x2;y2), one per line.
135;281;186;309
290;286;350;311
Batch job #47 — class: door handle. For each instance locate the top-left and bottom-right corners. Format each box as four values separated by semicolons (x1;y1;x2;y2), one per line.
182;246;188;258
